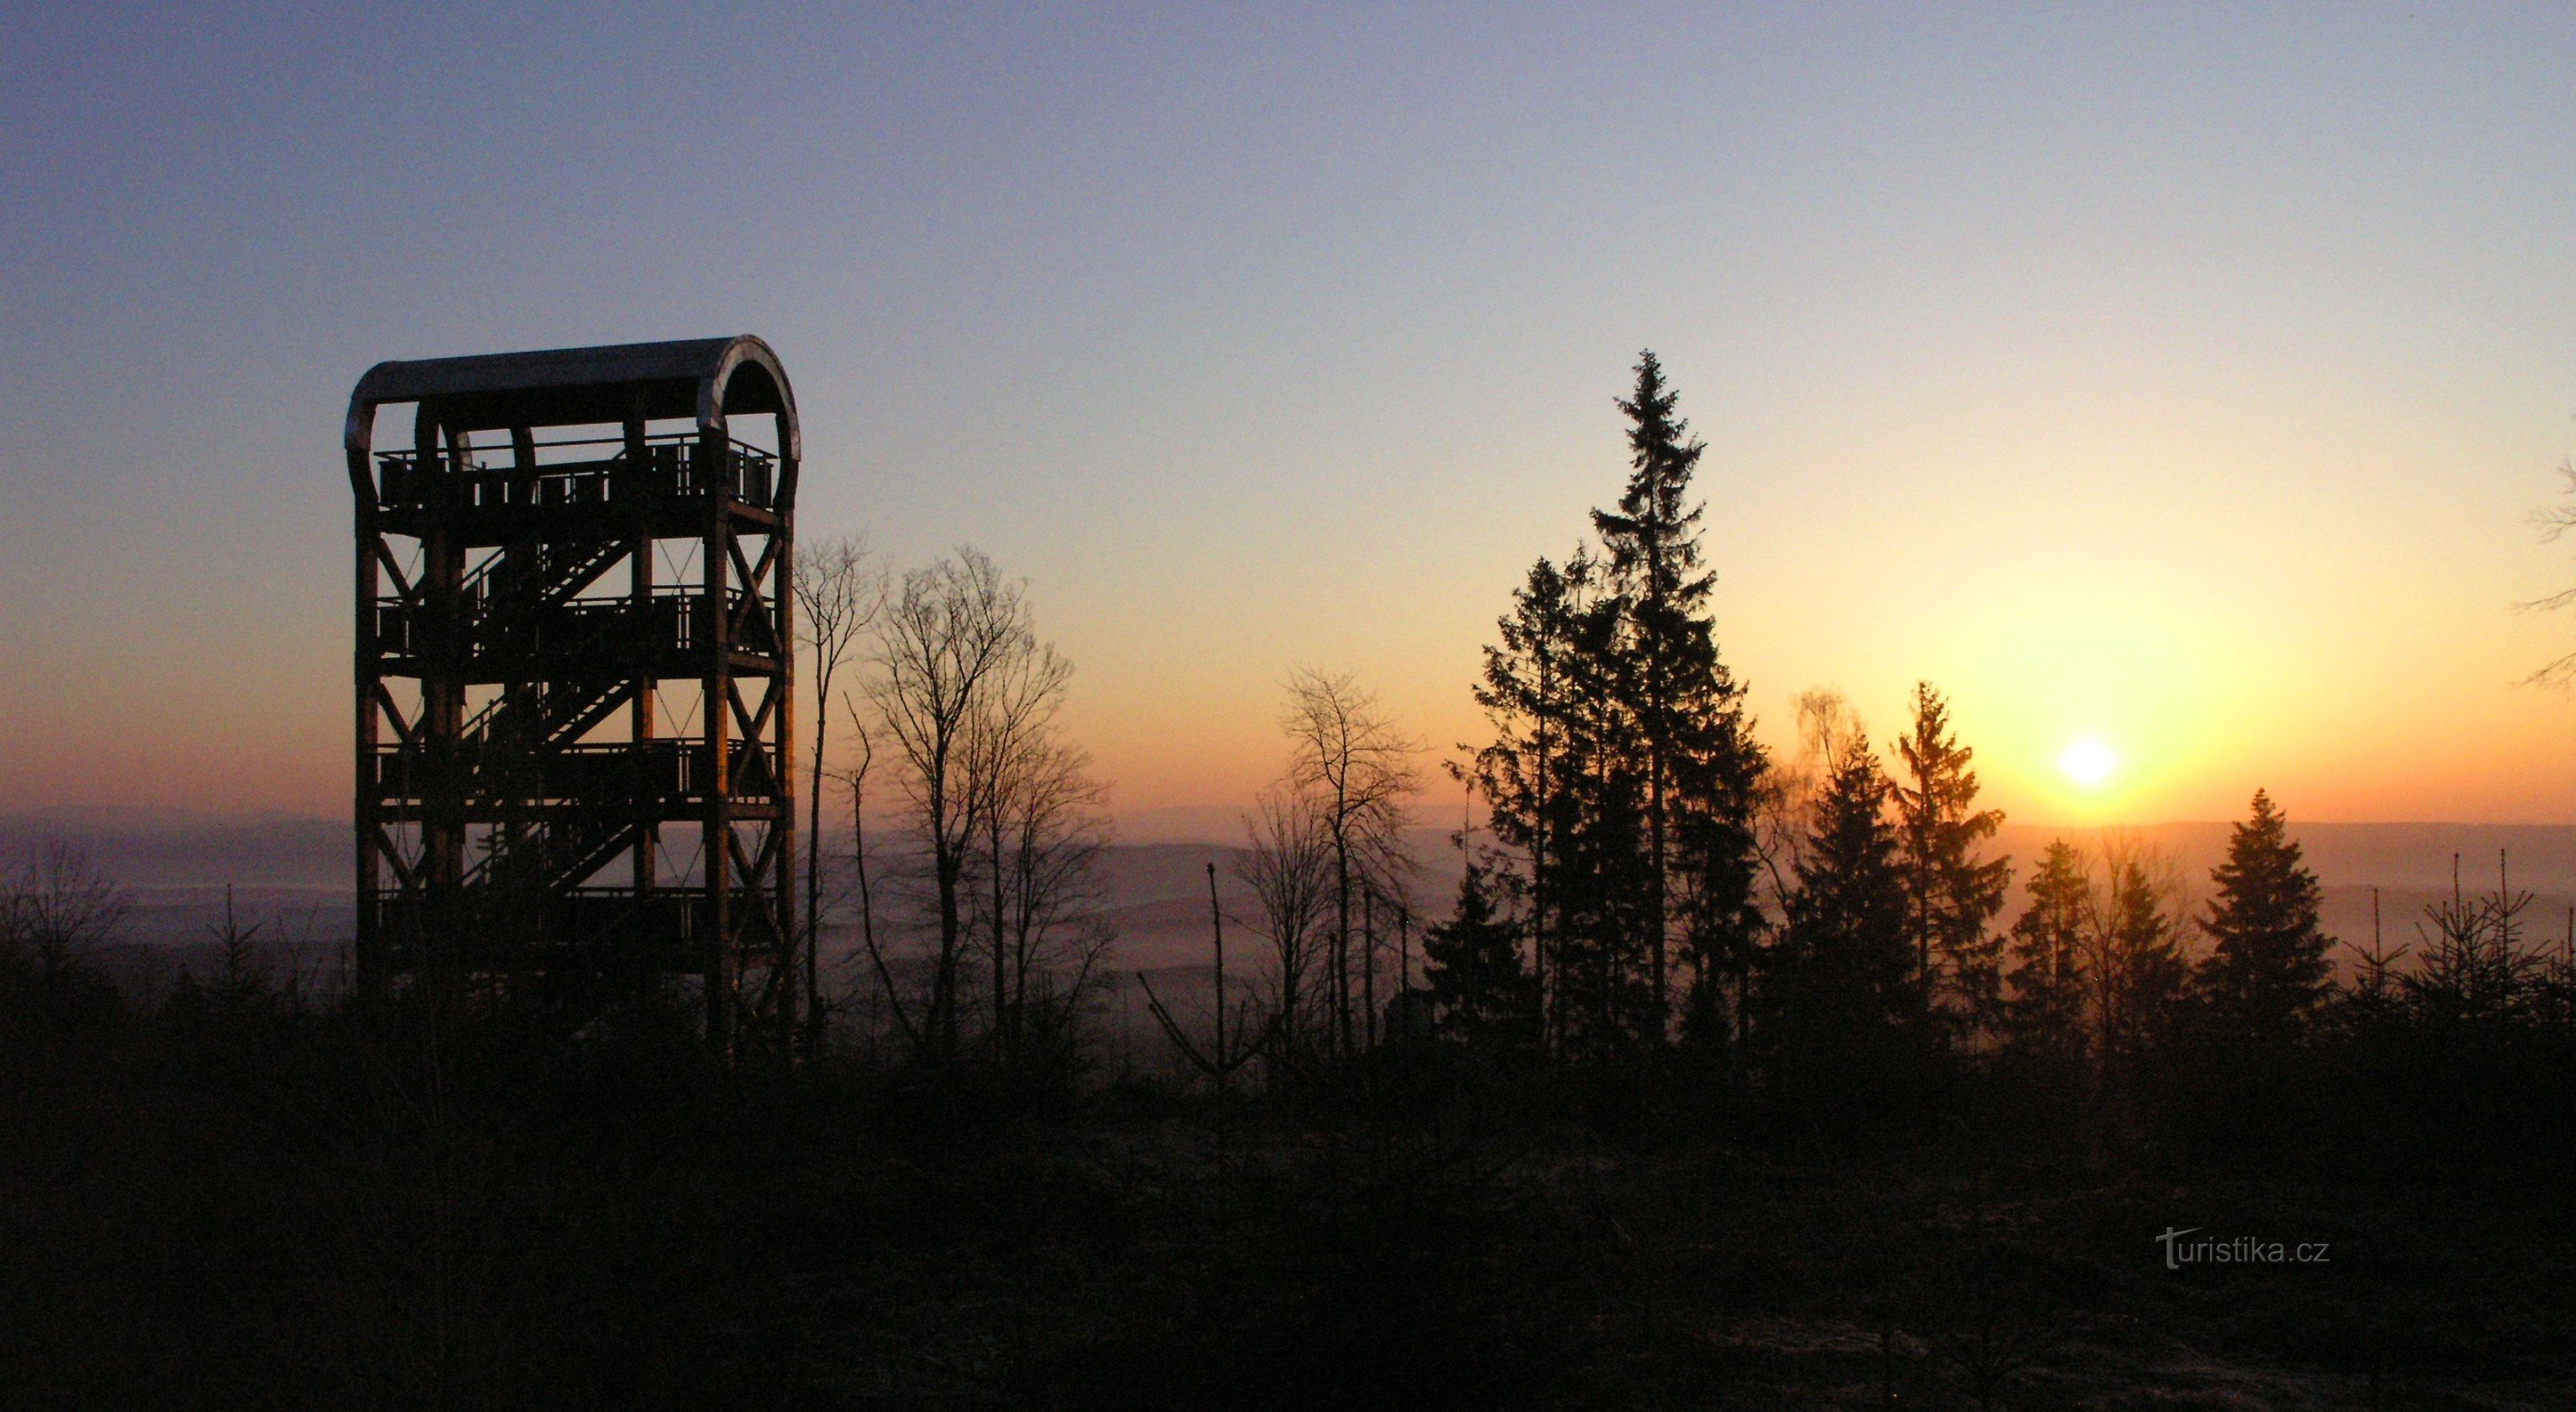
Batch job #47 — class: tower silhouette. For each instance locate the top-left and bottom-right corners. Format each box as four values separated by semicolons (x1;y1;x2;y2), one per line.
345;337;799;1047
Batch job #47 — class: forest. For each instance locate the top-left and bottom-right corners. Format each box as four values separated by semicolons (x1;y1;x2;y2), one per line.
6;355;2575;1408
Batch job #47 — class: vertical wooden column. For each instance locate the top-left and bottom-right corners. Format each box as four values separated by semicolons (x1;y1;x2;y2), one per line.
419;416;468;986
505;425;540;917
701;419;735;1048
625;409;656;950
352;444;384;995
773;486;798;1053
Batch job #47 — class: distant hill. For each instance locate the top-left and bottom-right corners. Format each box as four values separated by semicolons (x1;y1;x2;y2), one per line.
1991;820;2576;894
11;812;2574;976
0;808;345;890
1986;821;2576;956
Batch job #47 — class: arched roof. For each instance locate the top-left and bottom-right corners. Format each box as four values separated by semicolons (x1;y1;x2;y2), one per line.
344;335;799;461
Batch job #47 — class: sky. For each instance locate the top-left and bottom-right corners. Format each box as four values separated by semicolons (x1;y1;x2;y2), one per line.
5;4;2576;835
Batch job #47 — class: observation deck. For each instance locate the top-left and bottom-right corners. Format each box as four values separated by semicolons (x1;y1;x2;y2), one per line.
346;336;801;1049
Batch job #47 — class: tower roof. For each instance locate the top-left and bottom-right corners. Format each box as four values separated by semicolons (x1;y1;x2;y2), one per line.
345;334;797;458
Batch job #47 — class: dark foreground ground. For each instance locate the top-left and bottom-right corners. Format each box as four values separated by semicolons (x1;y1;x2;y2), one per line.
5;1018;2570;1411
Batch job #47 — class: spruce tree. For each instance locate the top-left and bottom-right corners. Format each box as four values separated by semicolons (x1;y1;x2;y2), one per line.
2196;789;2334;1042
1423;862;1539;1052
1668;612;1768;1062
2100;857;2191;1061
1758;734;1917;1099
2002;839;2090;1067
1549;582;1659;1059
1591;349;1759;1038
1469;354;1761;1060
1469;553;1583;1045
1893;682;2011;1041
1470;548;1631;1052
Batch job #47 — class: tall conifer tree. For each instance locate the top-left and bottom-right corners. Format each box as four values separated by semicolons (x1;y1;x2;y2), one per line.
1591;350;1760;1039
1894;682;2012;1041
2002;839;2090;1067
1757;734;1917;1097
1472;353;1761;1059
2196;789;2333;1041
1471;554;1578;1042
1548;573;1658;1058
1593;351;1707;1029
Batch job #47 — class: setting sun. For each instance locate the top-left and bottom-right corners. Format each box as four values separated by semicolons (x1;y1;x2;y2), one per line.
2059;734;2120;791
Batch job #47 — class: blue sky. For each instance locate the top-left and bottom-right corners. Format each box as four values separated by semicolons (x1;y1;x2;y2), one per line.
7;4;2576;826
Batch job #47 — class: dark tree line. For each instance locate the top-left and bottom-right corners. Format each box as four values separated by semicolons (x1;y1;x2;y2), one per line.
1403;352;2576;1163
1439;353;2024;1092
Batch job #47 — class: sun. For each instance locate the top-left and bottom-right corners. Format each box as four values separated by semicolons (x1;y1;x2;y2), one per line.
2058;734;2119;791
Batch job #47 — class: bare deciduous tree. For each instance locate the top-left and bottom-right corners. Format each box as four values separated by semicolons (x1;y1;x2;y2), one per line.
0;837;127;1014
1280;667;1420;1057
1238;785;1333;1058
2524;458;2576;685
838;709;916;1057
972;681;1115;1067
857;548;1112;1068
965;631;1072;1057
793;531;883;1054
866;549;1032;1063
1755;688;1863;907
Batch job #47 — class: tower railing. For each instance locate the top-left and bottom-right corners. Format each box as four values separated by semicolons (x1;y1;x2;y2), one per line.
370;432;780;513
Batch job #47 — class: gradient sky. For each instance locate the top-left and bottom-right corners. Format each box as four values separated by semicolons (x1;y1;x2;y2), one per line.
6;4;2576;833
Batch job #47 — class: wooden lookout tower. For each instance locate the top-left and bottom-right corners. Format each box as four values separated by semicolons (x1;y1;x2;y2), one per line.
346;337;799;1047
